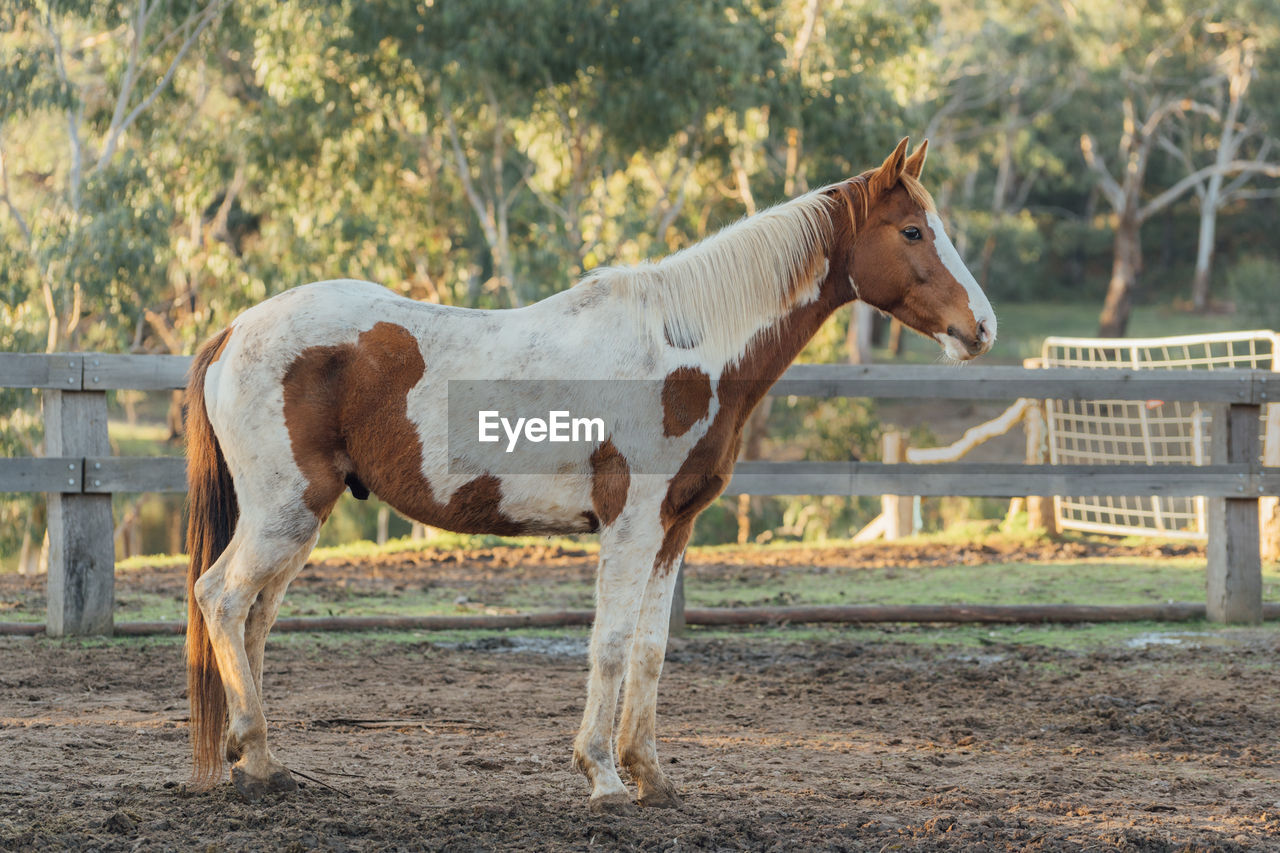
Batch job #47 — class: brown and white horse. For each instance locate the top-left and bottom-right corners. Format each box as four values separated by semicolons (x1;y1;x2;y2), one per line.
185;138;995;811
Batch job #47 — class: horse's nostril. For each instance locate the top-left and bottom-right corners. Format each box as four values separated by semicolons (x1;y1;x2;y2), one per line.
977;319;989;342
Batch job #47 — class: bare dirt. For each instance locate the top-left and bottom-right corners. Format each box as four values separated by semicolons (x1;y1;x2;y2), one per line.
3;541;1279;852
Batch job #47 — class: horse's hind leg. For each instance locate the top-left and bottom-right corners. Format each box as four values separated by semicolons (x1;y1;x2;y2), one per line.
617;533;690;809
194;518;317;800
244;533;316;699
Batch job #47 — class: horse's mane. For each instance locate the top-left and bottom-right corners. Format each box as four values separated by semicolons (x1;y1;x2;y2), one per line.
583;173;935;366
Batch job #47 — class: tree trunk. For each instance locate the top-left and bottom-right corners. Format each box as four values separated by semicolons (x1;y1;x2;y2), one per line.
1191;192;1219;310
887;318;904;357
846;302;875;364
376;506;390;545
18;503;42;576
167;502;183;555
1098;214;1141;337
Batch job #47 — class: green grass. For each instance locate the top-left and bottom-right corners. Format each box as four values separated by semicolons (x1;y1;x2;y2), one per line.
15;549;1278;633
114;532;600;574
108;421;177;457
686;557;1247;609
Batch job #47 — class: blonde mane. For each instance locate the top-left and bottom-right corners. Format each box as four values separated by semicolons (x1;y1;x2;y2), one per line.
583;173;935;367
586;188;835;366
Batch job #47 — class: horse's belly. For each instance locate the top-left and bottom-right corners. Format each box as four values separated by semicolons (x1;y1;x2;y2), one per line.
370;470;597;537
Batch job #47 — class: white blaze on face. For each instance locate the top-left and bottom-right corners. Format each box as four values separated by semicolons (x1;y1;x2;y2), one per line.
926;212;997;356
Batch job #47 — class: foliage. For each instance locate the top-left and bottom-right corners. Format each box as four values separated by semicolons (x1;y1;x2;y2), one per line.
1226;254;1280;329
3;0;1280;558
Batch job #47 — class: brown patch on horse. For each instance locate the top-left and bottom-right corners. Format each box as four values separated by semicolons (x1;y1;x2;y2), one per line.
282;322;526;534
661;367;712;437
655;198;862;573
589;439;630;527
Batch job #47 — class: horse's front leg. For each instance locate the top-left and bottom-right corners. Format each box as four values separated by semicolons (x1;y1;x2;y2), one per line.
573;509;660;814
616;523;690;809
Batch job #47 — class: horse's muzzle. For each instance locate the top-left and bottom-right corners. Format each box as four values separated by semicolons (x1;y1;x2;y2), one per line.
947;320;995;358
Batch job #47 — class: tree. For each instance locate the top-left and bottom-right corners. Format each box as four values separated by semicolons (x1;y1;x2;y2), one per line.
1077;2;1280;336
0;0;226;353
1160;30;1280;309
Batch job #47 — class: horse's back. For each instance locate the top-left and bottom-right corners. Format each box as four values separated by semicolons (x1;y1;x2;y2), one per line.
201;279;639;538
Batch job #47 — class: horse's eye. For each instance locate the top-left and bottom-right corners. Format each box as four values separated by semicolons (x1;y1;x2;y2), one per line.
902;226;922;241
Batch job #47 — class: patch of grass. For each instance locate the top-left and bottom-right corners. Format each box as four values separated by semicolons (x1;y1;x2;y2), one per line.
118;553;186;572
21;548;1280;627
276;582;596;620
108;421;176;457
116;533;600;574
685;557;1274;609
112;589;188;622
310;532;596;562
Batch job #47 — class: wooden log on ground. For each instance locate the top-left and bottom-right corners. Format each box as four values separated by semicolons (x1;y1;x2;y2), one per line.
7;601;1278;637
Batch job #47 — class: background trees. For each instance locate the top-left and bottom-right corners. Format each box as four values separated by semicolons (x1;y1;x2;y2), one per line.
3;0;1279;555
7;0;1276;352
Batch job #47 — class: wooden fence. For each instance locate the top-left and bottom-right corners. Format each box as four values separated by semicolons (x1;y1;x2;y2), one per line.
2;354;1278;636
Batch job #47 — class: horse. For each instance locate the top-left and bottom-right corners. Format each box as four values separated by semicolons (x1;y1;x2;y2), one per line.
184;137;996;812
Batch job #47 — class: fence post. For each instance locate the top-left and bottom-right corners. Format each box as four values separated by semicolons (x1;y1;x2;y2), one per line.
1206;403;1262;624
882;431;913;540
44;385;116;637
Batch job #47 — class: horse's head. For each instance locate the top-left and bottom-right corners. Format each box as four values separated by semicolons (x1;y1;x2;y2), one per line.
825;138;996;361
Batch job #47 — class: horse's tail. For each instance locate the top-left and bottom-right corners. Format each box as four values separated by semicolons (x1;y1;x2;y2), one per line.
185;327;236;789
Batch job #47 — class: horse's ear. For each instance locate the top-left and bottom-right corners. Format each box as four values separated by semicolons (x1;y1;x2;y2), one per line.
903;139;928;180
869;137;911;196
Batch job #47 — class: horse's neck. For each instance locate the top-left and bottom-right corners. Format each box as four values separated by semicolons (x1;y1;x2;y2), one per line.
711;204;853;390
714;284;848;417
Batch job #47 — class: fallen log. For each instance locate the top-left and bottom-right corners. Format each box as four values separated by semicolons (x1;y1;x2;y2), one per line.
2;601;1277;637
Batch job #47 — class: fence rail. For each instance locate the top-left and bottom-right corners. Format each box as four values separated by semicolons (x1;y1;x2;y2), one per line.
2;352;1275;635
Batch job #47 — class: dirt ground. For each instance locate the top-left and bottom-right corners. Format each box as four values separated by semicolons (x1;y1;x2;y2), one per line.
3;542;1279;852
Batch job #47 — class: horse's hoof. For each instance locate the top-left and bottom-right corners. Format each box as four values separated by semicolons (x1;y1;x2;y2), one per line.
231;766;298;802
588;792;637;816
638;785;682;809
